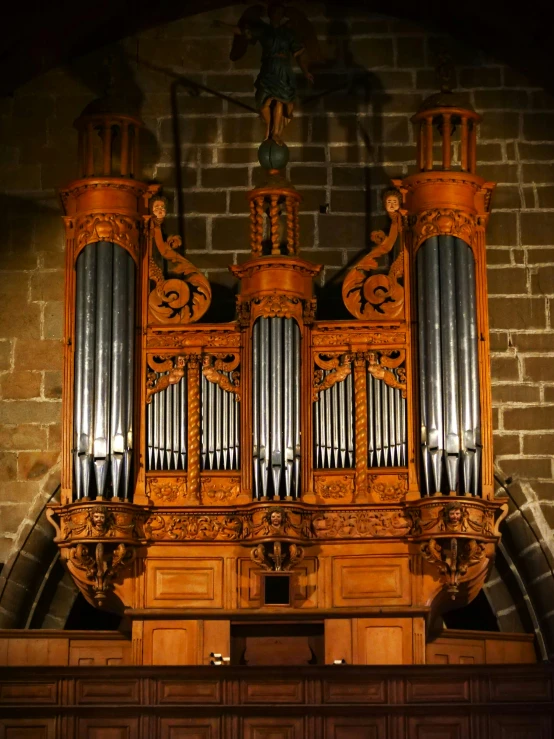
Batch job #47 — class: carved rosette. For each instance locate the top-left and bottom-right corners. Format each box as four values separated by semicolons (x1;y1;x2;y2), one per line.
201;476;241;504
412;208;476;252
146;477;187;503
368;473;408;502
314;474;354;503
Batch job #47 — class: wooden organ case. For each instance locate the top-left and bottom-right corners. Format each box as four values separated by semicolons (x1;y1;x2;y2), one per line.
46;88;512;671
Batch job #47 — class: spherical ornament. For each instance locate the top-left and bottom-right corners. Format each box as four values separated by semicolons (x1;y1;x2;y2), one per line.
257;139;290;171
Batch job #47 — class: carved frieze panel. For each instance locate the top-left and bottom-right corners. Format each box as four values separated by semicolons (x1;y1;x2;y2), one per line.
75;213;141;262
412;207;476;252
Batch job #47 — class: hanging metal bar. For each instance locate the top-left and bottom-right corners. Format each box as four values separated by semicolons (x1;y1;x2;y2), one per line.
180;375;187;470
424;237;444;494
346;370;354;468
110;246;126;497
93;241;113;497
284;319;294;496
270;316;283;496
338;374;346;468
259;318;270;497
440;235;460;492
73;252;86;499
292;320;301;496
467;242;482;496
417;249;430;494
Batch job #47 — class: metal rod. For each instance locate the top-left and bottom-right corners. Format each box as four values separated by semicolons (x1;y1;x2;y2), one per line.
180;375;187;470
201;373;208;470
93;241;113;497
374;373;382;467
440;235;460;492
417;248;430;494
292;320;301;496
346;371;354;468
80;244;97;498
215;382;222;469
270;316;283;497
338;374;346;468
331;379;339;468
110;246;126;498
424;237;444;493
208;376;215;470
123;252;135;498
467;241;482;495
259;318;269;497
73;251;86;499
252;321;260;494
284;319;294;496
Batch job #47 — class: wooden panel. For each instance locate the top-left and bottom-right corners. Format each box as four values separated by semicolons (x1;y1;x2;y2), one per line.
406;677;470;703
323;680;386;703
325;717;386;739
239;558;317;609
332;557;410;607
76;719;139;739
159;718;220;739
489;675;551;702
75;679;140;704
69;639;132;666
354;618;412;665
485;636;536;664
240;679;304;703
243;636;313;666
488;715;553;739
202;620;230;665
242;717;303;739
0;720;56;739
426;638;485;665
324;619;352;665
158;680;222;704
407;716;469;738
142;621;199;666
0;682;57;704
146;558;223;608
3;638;69;666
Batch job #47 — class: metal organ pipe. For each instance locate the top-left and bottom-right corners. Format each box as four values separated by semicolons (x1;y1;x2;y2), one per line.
252;317;301;498
73;242;136;499
417;235;482;495
147;373;188;472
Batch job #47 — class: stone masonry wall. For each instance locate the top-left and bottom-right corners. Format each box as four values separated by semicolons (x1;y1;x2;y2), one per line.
0;4;553;641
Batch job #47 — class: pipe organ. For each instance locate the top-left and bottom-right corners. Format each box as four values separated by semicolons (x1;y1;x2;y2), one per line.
49;84;508;668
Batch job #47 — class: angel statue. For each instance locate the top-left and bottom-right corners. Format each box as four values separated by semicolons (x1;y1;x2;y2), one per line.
215;2;320;144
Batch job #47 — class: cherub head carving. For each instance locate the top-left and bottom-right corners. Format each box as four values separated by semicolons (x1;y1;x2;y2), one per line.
151;196;168;224
443;502;464;530
88;505;111;535
268;507;284;530
382;188;402;217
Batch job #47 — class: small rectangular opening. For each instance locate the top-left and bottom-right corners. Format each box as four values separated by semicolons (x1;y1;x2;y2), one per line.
263;573;291;606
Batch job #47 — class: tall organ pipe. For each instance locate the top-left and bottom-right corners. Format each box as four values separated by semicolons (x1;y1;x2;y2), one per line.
252;317;301;498
73;242;135;499
417;235;482;496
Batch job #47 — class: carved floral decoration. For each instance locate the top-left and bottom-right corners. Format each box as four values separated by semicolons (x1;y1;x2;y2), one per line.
412;207;476;252
368;473;408;502
314;475;354;500
420;537;487;599
202;353;241;399
75;213;140;262
66;541;136;606
147;477;186;503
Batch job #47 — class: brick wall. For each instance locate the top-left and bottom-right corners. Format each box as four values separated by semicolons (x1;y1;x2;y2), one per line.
0;6;553;635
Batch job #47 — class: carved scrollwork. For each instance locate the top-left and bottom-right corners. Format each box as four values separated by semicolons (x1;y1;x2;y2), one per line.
313;353;352;400
201;476;241;503
413;208;476;252
146;332;241;349
66;541;136;606
75;213;140;262
342;210;404;320
146;355;186;403
202;353;241;400
148;222;211;324
312;330;405;347
366;350;407;397
250;540;305;572
421;537;486;599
